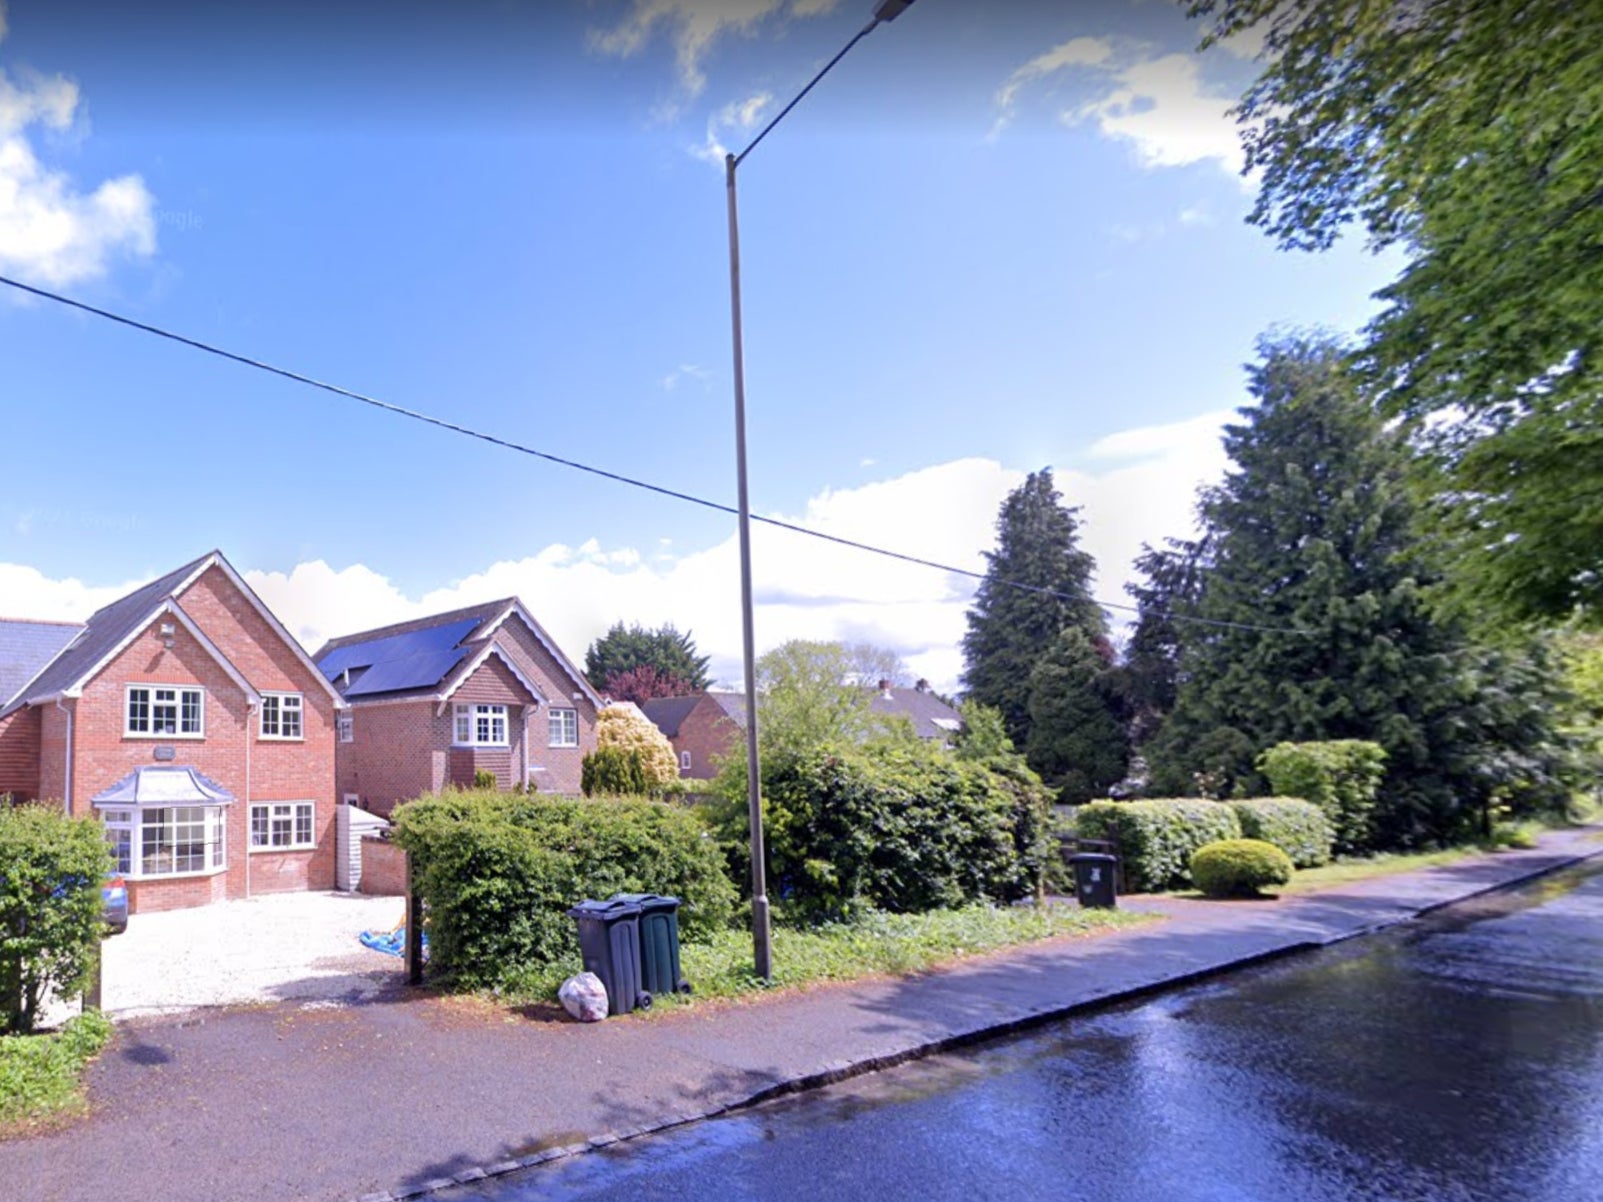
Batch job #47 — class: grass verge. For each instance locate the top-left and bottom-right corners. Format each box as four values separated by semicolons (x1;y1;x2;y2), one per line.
503;903;1155;1006
1276;848;1480;894
0;1011;113;1136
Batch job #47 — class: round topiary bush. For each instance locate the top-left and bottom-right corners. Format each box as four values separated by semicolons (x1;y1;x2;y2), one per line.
1189;839;1294;899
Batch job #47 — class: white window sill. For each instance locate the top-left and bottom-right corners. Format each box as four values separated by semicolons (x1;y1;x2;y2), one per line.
452;742;511;750
124;732;205;741
258;736;305;743
127;864;227;882
249;844;315;854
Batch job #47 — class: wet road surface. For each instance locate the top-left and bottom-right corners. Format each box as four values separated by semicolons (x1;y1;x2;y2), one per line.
441;862;1603;1202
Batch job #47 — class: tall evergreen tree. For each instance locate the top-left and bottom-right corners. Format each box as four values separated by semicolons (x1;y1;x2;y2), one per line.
962;469;1105;749
1147;335;1484;844
584;622;711;694
1123;537;1209;745
1025;628;1130;804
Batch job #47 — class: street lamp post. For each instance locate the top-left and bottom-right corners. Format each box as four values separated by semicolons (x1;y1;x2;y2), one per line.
725;0;918;982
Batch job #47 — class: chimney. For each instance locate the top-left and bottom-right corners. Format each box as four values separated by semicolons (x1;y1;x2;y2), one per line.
878;678;893;698
915;678;930;693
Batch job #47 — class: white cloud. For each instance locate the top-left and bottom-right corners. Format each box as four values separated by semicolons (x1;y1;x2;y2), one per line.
693;90;772;164
993;36;1247;181
593;0;838;97
0;11;157;286
994;36;1112;124
662;362;713;391
2;416;1232;696
1070;53;1242;174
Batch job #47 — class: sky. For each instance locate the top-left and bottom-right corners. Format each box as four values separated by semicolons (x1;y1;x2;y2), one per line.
0;0;1403;693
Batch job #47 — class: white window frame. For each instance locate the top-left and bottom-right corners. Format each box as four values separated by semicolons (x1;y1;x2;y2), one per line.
102;809;134;876
453;703;509;747
125;684;205;739
259;691;304;740
548;707;578;748
337;712;354;743
250;801;316;851
112;806;227;878
679;750;692;772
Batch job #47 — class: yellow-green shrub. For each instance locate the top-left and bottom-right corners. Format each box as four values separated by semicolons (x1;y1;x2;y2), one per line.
1190;839;1294;898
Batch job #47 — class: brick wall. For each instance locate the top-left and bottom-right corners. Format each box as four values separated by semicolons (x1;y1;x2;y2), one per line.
0;707;41;800
334;614;600;809
65;564;337;912
359;836;409;896
672;695;742;781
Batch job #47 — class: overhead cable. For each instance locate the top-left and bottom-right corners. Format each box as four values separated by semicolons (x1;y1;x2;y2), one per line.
0;273;1308;636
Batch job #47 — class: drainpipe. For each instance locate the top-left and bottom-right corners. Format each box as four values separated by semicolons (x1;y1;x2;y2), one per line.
54;699;73;814
244;700;255;899
522;706;531;790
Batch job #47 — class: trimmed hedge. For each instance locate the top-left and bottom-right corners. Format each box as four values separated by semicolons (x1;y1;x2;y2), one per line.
719;739;1046;923
1190;839;1294;898
1228;798;1333;868
1075;799;1241;892
1257;741;1387;856
392;790;736;989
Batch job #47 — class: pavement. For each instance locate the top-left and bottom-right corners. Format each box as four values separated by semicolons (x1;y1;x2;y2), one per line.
4;827;1600;1202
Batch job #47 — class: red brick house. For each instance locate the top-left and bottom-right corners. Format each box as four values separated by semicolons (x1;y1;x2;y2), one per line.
315;598;602;816
642;680;963;781
0;551;345;913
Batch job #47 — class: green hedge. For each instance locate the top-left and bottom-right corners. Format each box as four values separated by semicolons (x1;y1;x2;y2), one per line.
1228;798;1333;868
1190;839;1294;898
0;803;110;1034
1257;741;1388;855
719;739;1045;923
1075;799;1241;892
392;790;736;989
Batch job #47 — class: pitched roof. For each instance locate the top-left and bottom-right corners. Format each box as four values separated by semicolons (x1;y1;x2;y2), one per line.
316;598;599;707
869;686;963;740
1;553;215;716
0;619;84;709
639;695;702;739
0;551;344;718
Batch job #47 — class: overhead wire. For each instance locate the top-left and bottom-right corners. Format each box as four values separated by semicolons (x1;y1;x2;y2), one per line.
0;273;1309;637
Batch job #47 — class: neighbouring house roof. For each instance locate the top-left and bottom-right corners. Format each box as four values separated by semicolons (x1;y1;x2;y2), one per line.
0;619;84;709
0;550;342;719
91;765;236;806
315;598;600;707
871;686;964;741
638;695;702;739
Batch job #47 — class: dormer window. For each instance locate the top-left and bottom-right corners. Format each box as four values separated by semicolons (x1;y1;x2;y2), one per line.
126;685;204;737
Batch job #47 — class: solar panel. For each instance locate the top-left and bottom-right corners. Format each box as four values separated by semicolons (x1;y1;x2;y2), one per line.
318;616;484;694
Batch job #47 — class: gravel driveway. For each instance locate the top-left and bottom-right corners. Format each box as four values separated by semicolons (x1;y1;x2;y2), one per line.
93;891;410;1020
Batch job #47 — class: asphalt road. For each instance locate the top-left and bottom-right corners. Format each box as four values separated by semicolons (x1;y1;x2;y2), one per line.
439;860;1603;1202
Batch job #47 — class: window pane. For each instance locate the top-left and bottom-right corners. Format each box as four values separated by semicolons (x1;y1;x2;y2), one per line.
251;806;269;847
107;828;131;874
127;688;149;733
261;695;279;736
181;690;202;734
294;804;313;846
455;707;471;743
283;696;302;738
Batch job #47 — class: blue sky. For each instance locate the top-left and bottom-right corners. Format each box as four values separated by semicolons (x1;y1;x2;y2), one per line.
0;0;1400;691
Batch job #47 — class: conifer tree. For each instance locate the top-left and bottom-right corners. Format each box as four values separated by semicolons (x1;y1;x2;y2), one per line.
1147;335;1477;844
962;469;1105;750
584;622;710;694
1025;628;1129;804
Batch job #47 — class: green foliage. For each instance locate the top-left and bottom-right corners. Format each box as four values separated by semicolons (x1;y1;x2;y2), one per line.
715;738;1042;924
1190;839;1294;899
953;702;1056;904
1025;627;1130;804
962;469;1111;752
585;622;711;693
1228;798;1333;868
471;768;497;791
1256;741;1387;856
595;703;680;793
580;745;648;797
0;1010;112;1128
0;804;110;1034
392;790;735;989
1075;799;1242;892
1187;0;1603;623
1144;336;1570;850
1123;538;1208;744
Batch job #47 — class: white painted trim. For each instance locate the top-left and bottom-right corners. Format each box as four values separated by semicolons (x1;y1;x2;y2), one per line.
440;643;548;706
248;800;317;851
184;552;349;709
123;683;207;739
2;625;86;713
547;706;579;748
477;601;602;707
451;702;511;748
258;690;305;741
66;598;261;708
